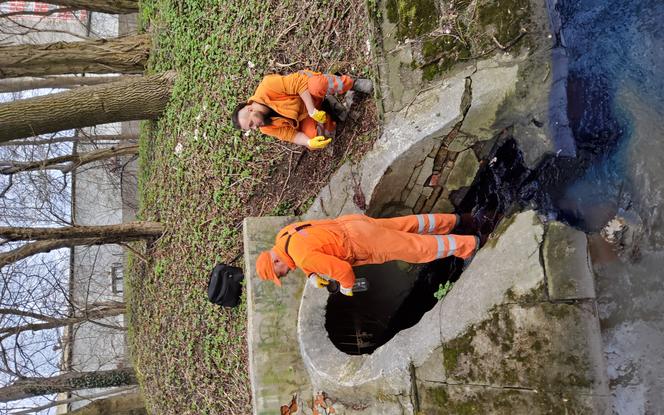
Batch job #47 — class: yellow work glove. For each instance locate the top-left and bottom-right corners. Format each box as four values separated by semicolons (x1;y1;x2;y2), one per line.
339;286;353;297
307;136;332;150
309;109;327;123
308;274;330;289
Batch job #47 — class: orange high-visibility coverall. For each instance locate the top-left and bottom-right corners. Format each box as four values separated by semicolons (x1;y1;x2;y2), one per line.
272;214;477;290
248;70;354;143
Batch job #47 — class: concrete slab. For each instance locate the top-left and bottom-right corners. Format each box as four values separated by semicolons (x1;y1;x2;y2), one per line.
544;222;596;300
243;216;313;415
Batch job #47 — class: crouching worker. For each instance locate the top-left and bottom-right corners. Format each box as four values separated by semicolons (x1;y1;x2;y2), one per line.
231;70;373;150
255;214;480;296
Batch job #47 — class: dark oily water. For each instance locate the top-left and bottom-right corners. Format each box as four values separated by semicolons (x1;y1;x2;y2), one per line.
545;0;664;411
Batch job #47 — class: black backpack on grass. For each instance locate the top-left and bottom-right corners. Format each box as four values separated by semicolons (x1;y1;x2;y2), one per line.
208;263;244;308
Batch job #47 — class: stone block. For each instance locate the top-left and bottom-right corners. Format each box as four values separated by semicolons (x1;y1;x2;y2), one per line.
421;187;443;213
413;194;428;213
462;55;520;142
445;149;479;191
544;222;596;300
405;185;423;208
440;302;607;395
415;157;435;186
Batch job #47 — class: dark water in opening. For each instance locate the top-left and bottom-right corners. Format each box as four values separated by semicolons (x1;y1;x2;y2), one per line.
325;259;464;355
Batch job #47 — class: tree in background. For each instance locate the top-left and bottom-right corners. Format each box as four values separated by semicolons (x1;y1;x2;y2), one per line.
0;222;164;268
0;75;139;94
0;368;137;403
0;72;175;143
0;35;150;78
0;143;138;175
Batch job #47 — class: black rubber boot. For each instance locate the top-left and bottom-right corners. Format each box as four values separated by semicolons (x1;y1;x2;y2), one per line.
351;78;373;94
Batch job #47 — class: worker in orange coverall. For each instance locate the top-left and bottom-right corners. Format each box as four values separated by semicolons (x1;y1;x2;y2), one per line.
256;214;480;296
231;70;373;150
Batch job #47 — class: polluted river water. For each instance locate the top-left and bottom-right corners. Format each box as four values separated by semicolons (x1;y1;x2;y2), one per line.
549;0;664;412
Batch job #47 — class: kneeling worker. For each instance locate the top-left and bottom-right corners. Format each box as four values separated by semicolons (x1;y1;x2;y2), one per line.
231;70;373;150
256;214;480;296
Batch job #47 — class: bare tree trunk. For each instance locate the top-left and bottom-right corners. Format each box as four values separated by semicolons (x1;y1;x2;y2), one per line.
0;75;137;94
0;133;138;147
0;144;138;174
0;305;125;340
0;368;137;403
28;0;139;14
68;391;146;415
10;386;139;415
0;222;163;242
0;72;174;143
0;222;164;268
0;34;149;79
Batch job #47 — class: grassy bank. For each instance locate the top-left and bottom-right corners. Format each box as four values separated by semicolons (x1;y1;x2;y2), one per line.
127;0;378;413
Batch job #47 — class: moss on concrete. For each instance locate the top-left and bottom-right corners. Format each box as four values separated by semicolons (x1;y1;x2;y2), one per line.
388;0;533;82
420;36;472;80
439;300;597;392
386;0;439;40
442;325;476;373
477;0;531;44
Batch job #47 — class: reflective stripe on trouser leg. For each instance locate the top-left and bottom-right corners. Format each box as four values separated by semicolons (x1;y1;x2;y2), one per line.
416;214;437;234
435;235;447;259
417;215;425;234
446;235;457;256
435;235;457;259
427;214;435;233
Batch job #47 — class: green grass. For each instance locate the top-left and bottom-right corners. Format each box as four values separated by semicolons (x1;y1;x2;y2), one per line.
128;0;378;413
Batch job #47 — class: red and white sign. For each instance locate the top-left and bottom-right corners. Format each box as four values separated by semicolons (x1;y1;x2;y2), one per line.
0;2;88;20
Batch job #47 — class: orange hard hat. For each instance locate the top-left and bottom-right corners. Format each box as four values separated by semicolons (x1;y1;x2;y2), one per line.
256;250;282;286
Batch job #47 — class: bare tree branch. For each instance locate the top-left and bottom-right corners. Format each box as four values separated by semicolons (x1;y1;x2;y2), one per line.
0;144;139;175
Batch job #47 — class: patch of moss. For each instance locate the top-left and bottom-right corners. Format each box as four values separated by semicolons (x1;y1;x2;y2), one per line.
386;0;439;40
420;37;472;80
422;385;482;415
442;326;476;373
532;339;543;352
477;0;531;45
421;63;441;81
427;384;450;407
